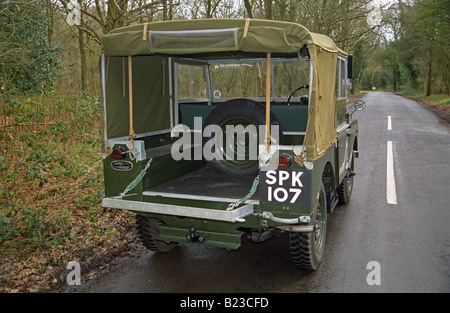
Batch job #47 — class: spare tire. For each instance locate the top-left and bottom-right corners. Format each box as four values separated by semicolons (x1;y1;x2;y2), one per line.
202;99;283;176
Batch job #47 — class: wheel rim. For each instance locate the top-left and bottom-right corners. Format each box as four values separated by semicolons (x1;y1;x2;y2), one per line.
217;116;259;170
346;175;353;195
346;154;355;195
314;188;326;253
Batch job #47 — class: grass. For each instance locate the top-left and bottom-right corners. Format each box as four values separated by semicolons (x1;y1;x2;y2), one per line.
0;91;142;292
395;89;450;107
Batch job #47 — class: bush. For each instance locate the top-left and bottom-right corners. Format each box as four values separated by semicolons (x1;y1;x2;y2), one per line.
0;92;102;245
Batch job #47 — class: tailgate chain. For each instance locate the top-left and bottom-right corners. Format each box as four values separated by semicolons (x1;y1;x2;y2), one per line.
117;158;153;199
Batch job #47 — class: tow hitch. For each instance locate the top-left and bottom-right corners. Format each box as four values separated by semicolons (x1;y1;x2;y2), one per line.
186;226;207;243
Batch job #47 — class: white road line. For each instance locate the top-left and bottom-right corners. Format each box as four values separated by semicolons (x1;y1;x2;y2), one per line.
386;141;398;204
387;115;392;130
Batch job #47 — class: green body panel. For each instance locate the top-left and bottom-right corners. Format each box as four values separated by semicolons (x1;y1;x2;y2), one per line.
180;104;214;130
180;103;308;132
258;147;337;220
337;117;358;183
271;105;308;132
103;145;144;198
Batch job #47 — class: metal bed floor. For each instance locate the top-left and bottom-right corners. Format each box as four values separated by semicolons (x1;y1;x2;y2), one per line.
146;165;259;201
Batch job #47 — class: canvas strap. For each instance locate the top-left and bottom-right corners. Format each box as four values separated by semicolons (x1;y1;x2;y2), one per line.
128;56;136;149
265;52;271;154
142;23;149;40
243;18;251;38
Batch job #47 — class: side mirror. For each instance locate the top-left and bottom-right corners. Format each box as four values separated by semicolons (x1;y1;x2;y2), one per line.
350;99;366;115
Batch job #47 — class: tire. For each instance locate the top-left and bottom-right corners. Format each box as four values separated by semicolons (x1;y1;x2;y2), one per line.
136;214;177;252
337;151;354;204
289;182;327;270
202;99;283;176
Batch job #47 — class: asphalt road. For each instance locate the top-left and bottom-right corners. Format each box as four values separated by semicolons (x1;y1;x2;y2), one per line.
84;92;450;293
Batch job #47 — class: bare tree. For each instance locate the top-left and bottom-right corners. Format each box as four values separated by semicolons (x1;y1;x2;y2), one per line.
78;0;87;92
243;0;254;18
263;0;273;20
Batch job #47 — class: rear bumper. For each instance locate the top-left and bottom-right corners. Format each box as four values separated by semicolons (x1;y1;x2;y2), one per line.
102;197;254;223
103;196;312;229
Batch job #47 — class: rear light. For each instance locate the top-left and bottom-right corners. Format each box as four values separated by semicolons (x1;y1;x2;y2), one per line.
278;154;292;168
112;147;127;159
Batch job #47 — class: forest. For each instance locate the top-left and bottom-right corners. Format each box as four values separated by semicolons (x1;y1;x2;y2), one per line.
2;0;449;96
0;0;449;292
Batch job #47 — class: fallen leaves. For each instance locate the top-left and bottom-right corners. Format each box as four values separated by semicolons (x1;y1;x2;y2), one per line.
0;206;145;293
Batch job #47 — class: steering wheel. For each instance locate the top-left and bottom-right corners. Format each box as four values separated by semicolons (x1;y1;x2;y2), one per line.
287;84;309;106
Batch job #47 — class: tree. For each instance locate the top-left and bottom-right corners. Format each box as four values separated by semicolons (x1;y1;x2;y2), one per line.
374;0;449;95
77;0;87;92
263;0;273;20
0;0;61;93
411;0;449;95
57;0;167;93
243;0;254;18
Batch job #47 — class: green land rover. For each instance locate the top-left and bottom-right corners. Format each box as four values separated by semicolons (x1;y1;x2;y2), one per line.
100;18;365;270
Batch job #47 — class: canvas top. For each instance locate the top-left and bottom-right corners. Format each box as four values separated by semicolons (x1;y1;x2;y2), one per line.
102;18;346;57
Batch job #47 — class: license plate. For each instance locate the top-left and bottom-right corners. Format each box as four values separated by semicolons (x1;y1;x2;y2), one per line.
259;169;311;205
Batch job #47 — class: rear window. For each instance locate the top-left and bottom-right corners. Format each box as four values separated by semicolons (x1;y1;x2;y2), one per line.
150;28;238;52
177;64;207;100
210;58;310;100
210;62;268;99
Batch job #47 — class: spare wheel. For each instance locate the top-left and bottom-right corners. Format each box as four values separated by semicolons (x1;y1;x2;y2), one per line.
202;98;283;176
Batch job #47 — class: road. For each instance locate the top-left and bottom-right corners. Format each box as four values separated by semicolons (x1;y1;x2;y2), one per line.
84;92;450;293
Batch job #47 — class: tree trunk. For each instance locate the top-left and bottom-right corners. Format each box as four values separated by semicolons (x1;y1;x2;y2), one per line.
244;0;253;18
168;0;173;20
264;0;273;20
425;56;432;96
78;0;87;93
425;39;434;96
206;0;212;18
162;0;174;21
106;0;128;31
45;0;54;44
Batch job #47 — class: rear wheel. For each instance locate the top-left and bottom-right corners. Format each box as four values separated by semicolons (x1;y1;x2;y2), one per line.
337;151;354;204
289;182;327;270
136;214;177;252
